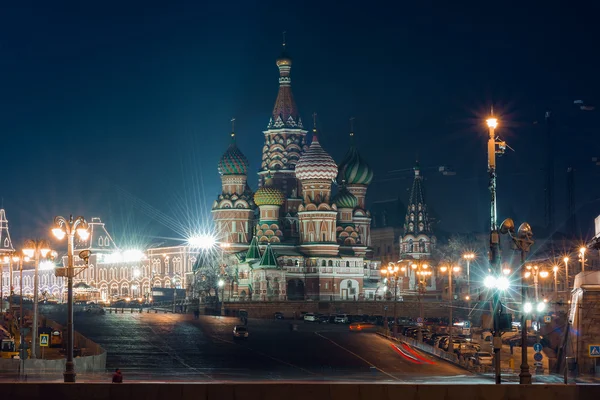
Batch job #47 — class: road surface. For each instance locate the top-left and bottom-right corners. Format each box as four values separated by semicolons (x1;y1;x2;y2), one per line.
42;312;478;382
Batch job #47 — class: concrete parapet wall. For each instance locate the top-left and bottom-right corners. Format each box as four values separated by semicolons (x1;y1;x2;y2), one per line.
0;383;595;400
221;300;470;320
0;353;106;375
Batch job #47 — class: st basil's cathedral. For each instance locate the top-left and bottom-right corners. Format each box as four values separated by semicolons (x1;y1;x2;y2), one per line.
211;43;381;301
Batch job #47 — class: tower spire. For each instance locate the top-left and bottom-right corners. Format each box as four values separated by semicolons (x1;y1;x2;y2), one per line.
312;112;319;141
349;117;355;144
231;117;236;141
282;31;286;50
0;209;15;253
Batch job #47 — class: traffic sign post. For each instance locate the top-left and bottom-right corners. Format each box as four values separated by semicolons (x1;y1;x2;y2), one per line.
544;315;551;323
533;343;543;353
534;352;543;362
40;334;49;360
589;345;600;357
464;321;471;329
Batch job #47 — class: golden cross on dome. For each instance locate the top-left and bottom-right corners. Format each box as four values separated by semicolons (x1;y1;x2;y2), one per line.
349;117;355;135
282;31;286;48
231;117;235;132
312;112;317;130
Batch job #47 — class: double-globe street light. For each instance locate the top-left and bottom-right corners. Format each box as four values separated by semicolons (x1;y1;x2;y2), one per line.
411;261;431;342
381;262;406;337
22;239;53;360
52;215;89;383
524;265;549;302
462;252;475;302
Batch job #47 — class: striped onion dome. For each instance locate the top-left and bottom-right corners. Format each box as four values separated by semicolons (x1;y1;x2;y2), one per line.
295;131;338;181
332;184;358;209
218;133;249;176
338;135;373;185
254;176;285;206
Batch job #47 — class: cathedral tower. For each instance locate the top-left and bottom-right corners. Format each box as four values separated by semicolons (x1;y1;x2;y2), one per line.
296;123;339;256
338;129;374;248
212;128;255;247
254;174;285;243
260;40;308;207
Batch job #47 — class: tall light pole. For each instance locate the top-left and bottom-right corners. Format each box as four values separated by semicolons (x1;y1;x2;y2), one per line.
440;265;461;353
381;262;406;337
524;265;549;302
487;114;506;385
218;279;225;316
579;247;586;272
52;215;89;383
23;239;52;360
462;253;475;305
552;265;559;297
563;257;570;293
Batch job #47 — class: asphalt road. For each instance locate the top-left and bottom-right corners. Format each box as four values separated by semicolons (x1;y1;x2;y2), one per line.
41;312;480;383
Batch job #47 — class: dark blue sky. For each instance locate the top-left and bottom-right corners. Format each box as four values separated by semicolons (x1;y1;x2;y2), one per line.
1;1;598;245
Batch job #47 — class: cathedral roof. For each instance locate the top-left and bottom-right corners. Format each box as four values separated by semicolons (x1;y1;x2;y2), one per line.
218;133;249;176
245;236;262;260
257;243;279;268
254;175;285;207
338;132;374;185
332;183;358;209
295;129;338;181
267;44;303;130
403;162;432;235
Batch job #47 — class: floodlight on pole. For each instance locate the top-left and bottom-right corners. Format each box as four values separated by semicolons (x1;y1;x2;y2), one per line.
188;234;217;249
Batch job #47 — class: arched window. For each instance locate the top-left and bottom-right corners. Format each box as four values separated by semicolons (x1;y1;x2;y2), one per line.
345;261;350;267
419;239;425;253
321;260;326;267
98;237;103;246
328;260;333;267
408;239;414;252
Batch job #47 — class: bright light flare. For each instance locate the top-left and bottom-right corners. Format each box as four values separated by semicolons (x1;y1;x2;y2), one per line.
52;228;66;240
524;302;533;313
218;279;224;287
503;268;511;275
484;276;496;288
486;118;498;129
22;249;34;258
188;234;217;250
77;228;90;241
496;277;510;291
552;265;559;272
39;260;55;271
539;270;549;278
536;302;546;313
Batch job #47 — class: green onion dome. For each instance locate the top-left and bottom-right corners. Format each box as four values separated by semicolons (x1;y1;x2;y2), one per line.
218;133;249;176
337;134;374;185
332;184;358;209
254;176;285;206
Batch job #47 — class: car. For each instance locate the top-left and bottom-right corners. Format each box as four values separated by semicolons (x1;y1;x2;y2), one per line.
349;322;376;332
84;304;105;314
471;351;493;366
334;314;349;324
303;313;317;322
274;312;284;320
233;325;249;339
317;315;329;323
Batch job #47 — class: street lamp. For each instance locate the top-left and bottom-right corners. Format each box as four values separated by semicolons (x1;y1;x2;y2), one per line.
23;239;52;360
412;261;431;342
462;253;475;302
381;262;406;337
52;215;88;383
579;247;586;272
440;265;461;353
552;265;559;298
524;265;549;302
563;257;570;292
218;279;225;316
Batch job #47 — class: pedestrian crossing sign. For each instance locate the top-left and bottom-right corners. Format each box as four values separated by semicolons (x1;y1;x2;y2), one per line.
589;345;600;357
40;334;49;347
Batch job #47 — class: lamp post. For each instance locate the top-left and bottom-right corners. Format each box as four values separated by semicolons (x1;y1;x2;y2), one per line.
499;217;534;385
218;279;225;316
462;253;475;302
52;215;89;383
411;261;431;342
381;262;406;337
552;265;559;296
524;265;549;302
563;257;570;293
22;239;52;360
579;247;586;273
440;265;461;353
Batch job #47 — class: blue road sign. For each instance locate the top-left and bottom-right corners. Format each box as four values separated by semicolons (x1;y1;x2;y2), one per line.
417;317;423;323
534;352;543;362
464;321;471;328
533;343;543;353
590;345;600;357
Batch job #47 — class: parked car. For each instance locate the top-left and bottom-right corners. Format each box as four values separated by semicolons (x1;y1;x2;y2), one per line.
274;312;284;320
303;313;317;322
317;314;329;324
471;352;493;366
84;304;105;314
233;326;249;339
334;314;349;324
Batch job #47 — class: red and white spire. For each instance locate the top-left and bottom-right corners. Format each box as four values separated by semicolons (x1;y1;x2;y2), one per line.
0;209;15;253
267;34;303;129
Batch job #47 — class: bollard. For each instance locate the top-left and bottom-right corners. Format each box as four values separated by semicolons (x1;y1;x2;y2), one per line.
155;309;158;313
147;308;150;313
130;308;133;313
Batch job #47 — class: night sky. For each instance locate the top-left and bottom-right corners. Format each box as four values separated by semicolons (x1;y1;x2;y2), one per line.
1;1;598;246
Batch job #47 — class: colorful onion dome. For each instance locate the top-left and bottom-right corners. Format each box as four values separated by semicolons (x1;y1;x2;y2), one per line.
254;176;285;206
338;133;373;185
332;184;358;209
218;133;249;176
295;130;338;181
